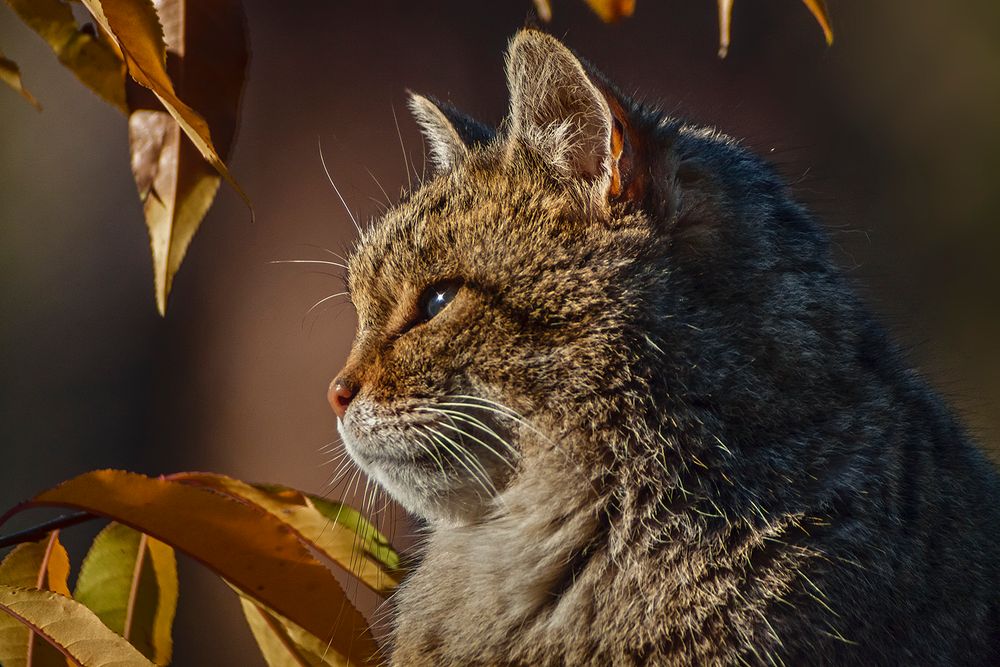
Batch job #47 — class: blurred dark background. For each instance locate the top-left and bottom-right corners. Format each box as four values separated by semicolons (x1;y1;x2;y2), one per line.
2;1;998;664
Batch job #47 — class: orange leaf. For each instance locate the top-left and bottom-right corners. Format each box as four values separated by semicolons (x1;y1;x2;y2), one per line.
801;0;834;46
583;0;635;23
0;470;378;666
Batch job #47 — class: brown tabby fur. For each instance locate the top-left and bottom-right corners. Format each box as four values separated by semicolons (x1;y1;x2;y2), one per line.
334;30;1000;666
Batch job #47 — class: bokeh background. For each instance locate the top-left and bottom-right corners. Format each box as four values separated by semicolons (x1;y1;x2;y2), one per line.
2;1;998;663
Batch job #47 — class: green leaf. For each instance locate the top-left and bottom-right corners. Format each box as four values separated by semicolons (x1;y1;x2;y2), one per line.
73;523;178;665
0;585;154;667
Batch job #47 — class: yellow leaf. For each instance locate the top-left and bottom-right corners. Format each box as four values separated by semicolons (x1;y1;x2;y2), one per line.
171;473;403;595
123;0;249;314
0;48;41;110
0;585;154;667
717;0;734;58
4;0;126;111
0;470;379;666
0;532;71;667
236;592;349;667
583;0;635;22
73;523;178;665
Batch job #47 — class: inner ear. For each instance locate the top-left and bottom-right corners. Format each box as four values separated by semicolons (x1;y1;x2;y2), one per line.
504;29;644;205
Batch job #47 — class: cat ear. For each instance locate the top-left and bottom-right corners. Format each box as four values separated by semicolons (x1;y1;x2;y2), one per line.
504;30;641;202
407;92;494;173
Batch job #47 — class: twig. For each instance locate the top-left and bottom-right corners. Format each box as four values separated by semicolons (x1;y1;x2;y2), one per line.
0;512;95;549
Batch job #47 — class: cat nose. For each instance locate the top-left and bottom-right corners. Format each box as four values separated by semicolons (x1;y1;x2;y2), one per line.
328;378;356;419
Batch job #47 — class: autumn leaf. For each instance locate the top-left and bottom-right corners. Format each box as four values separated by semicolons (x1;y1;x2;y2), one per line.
73;523;178;665
0;48;41;110
583;0;635;22
237;592;349;667
0;470;379;666
124;0;250;314
171;473;403;595
801;0;834;46
0;532;71;667
717;0;834;57
4;0;126;111
0;585;154;667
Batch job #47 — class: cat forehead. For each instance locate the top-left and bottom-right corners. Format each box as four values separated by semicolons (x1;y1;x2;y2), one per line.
348;151;578;284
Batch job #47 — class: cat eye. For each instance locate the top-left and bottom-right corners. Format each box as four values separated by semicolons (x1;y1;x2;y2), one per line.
420;280;461;322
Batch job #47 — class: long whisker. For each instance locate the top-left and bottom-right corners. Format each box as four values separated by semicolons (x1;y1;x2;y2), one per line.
318;135;363;236
425;425;498;497
417;407;517;470
422;407;519;457
410;429;448;476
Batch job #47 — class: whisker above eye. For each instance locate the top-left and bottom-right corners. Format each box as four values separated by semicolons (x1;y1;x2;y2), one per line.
318;135;363;236
269;259;349;270
306;291;351;316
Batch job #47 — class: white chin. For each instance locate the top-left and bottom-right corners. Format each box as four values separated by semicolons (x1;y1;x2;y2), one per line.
338;419;486;526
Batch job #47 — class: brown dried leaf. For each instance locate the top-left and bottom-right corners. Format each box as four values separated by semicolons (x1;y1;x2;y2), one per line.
76;0;251;313
0;48;41;110
124;0;249;314
584;0;635;22
120;0;249;314
4;0;126;111
0;470;379;665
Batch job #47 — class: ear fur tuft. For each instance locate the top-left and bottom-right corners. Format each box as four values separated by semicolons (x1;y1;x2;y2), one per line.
407;92;494;173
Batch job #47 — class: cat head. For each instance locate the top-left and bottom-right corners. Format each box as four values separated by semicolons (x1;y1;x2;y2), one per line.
332;30;838;525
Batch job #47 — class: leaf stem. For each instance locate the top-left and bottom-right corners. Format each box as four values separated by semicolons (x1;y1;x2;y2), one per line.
0;512;95;549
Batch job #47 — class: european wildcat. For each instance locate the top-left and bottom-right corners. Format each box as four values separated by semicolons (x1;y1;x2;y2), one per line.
330;29;1000;666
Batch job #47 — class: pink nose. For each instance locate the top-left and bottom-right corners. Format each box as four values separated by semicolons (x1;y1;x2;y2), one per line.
328;379;355;419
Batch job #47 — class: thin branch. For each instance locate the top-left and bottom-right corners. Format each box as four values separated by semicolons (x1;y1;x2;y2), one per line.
0;512;95;549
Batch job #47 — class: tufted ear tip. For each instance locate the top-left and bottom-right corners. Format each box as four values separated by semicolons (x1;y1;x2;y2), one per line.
407;92;495;174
